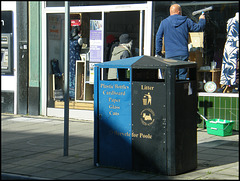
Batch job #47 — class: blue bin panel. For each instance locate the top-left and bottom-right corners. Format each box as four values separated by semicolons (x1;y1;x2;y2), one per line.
98;81;132;169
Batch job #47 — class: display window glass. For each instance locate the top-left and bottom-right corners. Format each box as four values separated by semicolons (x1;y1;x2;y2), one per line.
153;1;239;92
46;1;147;7
46;8;143;110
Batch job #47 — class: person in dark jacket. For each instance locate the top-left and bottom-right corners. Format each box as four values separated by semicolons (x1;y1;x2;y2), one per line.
108;34;133;80
105;34;119;61
155;3;206;79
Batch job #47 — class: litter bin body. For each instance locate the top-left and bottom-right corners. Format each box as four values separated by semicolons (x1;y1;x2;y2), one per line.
94;55;198;175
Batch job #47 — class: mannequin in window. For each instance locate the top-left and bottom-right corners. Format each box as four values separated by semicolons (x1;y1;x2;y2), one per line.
219;12;239;93
69;26;83;100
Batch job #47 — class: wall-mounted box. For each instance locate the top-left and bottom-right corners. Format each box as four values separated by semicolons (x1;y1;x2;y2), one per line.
1;33;13;75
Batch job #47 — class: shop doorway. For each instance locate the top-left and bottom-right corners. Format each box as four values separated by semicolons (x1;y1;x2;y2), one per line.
104;11;142;61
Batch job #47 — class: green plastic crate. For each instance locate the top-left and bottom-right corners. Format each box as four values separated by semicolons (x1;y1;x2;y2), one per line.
205;119;234;137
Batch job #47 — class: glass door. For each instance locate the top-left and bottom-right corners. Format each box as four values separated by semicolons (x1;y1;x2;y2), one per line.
104;11;142;62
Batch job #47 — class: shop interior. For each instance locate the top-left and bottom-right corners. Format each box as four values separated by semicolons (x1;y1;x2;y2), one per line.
154;1;239;93
46;2;239;109
47;11;141;109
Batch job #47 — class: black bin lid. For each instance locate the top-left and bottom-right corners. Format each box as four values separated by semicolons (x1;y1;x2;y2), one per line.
96;55;197;69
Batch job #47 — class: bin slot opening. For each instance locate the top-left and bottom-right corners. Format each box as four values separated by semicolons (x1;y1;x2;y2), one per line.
186;67;196;81
100;68;130;81
132;69;165;82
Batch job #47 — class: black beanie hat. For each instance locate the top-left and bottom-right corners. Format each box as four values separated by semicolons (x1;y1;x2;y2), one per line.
119;34;131;44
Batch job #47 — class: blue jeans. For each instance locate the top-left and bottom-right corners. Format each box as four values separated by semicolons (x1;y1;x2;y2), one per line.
167;55;188;80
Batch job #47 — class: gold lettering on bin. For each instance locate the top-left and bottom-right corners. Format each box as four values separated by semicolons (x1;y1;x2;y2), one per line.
109;131;152;139
109;98;121;103
100;83;129;90
115;84;129;89
139;133;152;139
109;104;120;109
110;130;131;137
141;85;154;91
132;132;152;139
100;84;113;89
132;132;139;138
103;90;125;95
109;111;119;116
101;83;129;117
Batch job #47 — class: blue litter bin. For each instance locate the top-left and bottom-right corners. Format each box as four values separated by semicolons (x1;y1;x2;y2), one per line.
94;55;198;175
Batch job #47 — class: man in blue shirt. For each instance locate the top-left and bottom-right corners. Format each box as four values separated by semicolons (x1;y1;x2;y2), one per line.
155;4;206;79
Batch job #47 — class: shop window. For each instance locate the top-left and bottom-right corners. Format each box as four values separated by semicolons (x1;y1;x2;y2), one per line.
70;1;147;6
46;1;64;7
153;1;239;92
46;1;147;7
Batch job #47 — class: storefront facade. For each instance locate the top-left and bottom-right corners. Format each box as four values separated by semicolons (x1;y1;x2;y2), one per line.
1;1;238;129
41;1;154;120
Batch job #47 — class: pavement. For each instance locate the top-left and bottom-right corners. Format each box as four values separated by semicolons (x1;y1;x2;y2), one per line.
1;113;239;180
